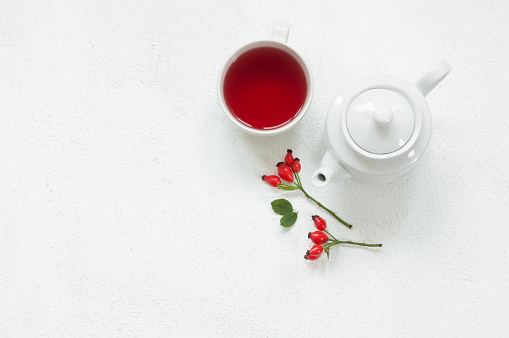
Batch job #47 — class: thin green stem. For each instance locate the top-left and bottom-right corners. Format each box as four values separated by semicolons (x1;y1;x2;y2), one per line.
291;174;301;188
295;171;302;187
324;229;338;241
330;240;382;247
298;186;352;229
285;164;352;229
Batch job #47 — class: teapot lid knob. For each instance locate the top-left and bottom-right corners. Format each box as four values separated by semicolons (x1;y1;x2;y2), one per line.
373;108;393;127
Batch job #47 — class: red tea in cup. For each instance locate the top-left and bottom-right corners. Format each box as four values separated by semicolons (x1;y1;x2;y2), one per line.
223;46;308;130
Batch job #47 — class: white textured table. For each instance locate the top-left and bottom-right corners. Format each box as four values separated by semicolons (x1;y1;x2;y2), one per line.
1;1;509;336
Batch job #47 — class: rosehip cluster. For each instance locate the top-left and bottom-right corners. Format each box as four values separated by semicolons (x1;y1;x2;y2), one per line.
305;216;328;260
305;215;383;261
262;149;301;186
261;149;353;229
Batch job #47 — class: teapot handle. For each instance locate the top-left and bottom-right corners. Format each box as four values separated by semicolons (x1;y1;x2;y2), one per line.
415;60;452;97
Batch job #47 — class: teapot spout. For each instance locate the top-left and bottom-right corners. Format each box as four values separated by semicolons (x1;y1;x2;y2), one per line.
311;151;351;188
415;60;452;97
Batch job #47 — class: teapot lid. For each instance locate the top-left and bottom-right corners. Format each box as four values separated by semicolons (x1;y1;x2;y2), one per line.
346;88;415;154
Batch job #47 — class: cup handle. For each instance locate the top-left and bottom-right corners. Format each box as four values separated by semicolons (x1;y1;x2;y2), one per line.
271;21;290;43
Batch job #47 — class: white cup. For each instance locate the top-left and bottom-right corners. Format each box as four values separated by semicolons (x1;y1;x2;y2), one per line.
217;21;314;136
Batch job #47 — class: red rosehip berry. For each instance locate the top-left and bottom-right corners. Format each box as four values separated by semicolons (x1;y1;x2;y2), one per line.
306;244;323;259
276;162;294;182
312;215;326;231
291;158;301;173
284;149;294;166
261;175;281;187
308;231;329;244
304;254;320;260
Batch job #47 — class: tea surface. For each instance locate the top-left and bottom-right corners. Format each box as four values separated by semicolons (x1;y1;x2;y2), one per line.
223;47;307;130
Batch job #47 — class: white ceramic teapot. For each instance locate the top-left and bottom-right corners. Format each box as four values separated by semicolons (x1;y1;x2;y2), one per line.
311;60;451;186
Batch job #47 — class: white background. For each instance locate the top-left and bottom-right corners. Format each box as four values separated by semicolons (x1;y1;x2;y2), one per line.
1;1;509;336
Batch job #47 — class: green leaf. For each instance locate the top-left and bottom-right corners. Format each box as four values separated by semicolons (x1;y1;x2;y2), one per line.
324;247;330;259
271;199;293;215
280;211;298;227
277;185;299;191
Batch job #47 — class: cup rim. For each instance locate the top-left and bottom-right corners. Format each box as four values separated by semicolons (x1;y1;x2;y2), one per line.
217;40;313;136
